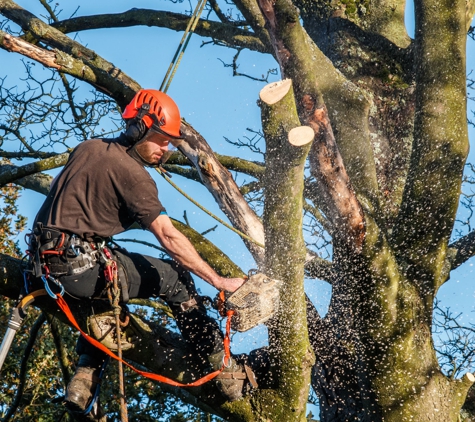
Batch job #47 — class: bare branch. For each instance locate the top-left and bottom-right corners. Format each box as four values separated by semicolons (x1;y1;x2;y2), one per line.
218;48;277;81
49;9;268;54
0;0;140;106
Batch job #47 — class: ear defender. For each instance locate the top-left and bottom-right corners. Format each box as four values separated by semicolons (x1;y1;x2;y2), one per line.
125;119;147;144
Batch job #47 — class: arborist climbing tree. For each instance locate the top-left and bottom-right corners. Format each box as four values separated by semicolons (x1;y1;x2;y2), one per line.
21;89;259;419
1;0;475;421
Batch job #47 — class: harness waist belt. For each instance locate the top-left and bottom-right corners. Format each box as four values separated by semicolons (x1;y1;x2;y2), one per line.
27;223;100;277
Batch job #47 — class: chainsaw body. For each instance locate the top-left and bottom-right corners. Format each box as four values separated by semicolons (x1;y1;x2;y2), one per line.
225;272;281;332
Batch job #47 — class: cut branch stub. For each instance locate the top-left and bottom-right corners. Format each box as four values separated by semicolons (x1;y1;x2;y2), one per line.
255;0;366;253
259;78;292;104
288;126;314;147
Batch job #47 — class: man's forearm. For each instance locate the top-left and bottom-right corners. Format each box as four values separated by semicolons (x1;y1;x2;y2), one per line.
149;215;222;287
149;215;245;292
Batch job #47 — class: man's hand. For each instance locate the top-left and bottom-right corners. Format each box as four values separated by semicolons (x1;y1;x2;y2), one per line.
215;277;246;293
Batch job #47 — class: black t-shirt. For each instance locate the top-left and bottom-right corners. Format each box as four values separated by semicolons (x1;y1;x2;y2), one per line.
35;135;166;239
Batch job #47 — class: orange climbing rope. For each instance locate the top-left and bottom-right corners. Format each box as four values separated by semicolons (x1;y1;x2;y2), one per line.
55;294;235;387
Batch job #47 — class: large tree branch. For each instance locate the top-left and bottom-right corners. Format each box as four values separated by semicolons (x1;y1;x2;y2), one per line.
448;231;475;271
392;0;469;288
0;153;69;186
0;30;133;101
256;0;367;251
0;0;140;107
49;9;268;54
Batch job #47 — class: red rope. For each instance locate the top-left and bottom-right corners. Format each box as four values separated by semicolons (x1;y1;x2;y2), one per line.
56;294;234;387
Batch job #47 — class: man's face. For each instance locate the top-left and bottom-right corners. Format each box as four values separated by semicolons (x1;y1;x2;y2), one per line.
135;131;172;165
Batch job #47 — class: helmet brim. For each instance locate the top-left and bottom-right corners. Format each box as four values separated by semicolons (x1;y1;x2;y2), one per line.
150;124;182;146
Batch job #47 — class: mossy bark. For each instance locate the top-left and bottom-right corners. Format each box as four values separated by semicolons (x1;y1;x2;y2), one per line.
392;0;469;286
260;80;315;421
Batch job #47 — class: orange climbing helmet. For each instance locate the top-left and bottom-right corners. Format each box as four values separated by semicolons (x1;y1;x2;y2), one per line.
122;89;182;140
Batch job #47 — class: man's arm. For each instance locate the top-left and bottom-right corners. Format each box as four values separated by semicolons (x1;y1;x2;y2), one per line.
149;214;245;293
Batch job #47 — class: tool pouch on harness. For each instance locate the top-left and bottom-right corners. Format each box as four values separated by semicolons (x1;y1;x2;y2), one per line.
26;223;99;278
26;223;130;305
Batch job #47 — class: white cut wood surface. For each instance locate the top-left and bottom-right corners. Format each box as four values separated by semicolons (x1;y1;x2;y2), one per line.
259;79;292;105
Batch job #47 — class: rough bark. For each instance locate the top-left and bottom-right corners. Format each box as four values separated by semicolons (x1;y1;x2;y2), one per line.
392;0;469;289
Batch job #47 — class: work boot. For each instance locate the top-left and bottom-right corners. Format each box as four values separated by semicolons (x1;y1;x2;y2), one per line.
209;351;258;402
64;366;102;413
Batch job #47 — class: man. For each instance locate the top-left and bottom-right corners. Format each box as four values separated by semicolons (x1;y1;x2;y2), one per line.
29;89;252;415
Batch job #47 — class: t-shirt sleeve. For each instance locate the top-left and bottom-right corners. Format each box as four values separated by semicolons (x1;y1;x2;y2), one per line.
114;166;166;229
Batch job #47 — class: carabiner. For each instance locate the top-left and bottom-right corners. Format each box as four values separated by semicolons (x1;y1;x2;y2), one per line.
41;275;65;299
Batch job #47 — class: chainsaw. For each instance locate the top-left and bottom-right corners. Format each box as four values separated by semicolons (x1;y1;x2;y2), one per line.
216;271;281;332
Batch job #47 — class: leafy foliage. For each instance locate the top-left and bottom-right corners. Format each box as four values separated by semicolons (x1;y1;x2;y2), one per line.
0;177;26;258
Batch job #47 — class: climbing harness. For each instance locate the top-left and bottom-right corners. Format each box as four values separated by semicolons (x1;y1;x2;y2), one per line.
159;0;208;94
25;223;99;277
156;166;265;249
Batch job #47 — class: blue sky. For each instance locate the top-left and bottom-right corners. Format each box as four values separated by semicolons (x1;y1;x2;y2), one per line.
3;0;475;416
